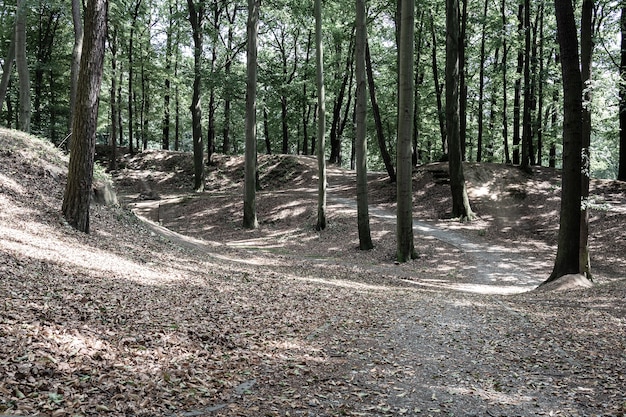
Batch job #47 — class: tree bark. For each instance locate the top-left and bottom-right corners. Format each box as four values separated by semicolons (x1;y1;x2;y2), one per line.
396;0;417;262
476;0;488;162
619;4;626;181
187;0;204;191
365;41;396;182
446;0;473;221
162;0;174;150
243;0;259;229
0;30;16;118
501;0;511;164
545;0;583;283
62;0;108;233
315;0;327;231
70;0;83;133
429;12;447;156
520;0;531;170
16;0;31;133
513;2;523;165
355;0;372;250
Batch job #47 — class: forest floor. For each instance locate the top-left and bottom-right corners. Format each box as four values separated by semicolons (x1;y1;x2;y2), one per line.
1;127;626;416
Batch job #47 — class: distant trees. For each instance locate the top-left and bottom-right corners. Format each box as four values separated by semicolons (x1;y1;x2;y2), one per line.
15;0;30;133
62;0;108;233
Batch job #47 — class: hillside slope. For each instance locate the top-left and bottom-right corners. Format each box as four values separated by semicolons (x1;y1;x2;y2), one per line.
1;129;625;416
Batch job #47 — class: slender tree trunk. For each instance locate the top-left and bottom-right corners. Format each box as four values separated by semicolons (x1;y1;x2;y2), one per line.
476;0;488;162
162;1;173;150
263;102;272;154
187;0;204;191
501;0;511;164
545;0;583;283
365;40;396;182
223;6;237;154
619;4;626;181
396;0;417;262
579;0;593;280
315;0;327;231
429;12;447;156
243;0;259;229
70;0;83;133
413;13;424;165
16;0;31;133
62;0;108;233
355;0;372;250
108;28;118;171
302;31;312;155
536;5;545;166
520;0;532;170
459;0;468;159
513;2;523;165
0;30;16;119
446;0;473;221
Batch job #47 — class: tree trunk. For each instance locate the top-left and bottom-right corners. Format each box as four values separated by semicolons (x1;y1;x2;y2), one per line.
162;0;173;150
187;0;204;191
263;103;272;154
62;0;108;233
429;11;447;156
108;27;118;171
16;0;31;133
520;0;531;170
243;0;259;229
222;6;237;155
459;0;468;160
579;0;593;280
0;30;16;119
619;4;626;181
446;0;473;221
70;0;83;133
128;1;142;154
315;0;327;231
302;31;312;155
476;0;488;162
545;0;583;283
536;5;545;166
396;0;417;262
501;0;511;164
513;2;523;165
355;0;372;250
365;40;396;182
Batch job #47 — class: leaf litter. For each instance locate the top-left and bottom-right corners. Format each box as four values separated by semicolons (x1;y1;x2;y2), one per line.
1;128;625;416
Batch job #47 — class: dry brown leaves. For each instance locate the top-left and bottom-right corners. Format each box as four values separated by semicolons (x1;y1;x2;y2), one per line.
1;128;626;416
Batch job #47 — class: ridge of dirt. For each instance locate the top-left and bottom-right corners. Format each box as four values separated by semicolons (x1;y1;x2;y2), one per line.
1;133;625;417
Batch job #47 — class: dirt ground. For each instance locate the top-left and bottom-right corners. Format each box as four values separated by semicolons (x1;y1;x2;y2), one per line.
1;129;625;417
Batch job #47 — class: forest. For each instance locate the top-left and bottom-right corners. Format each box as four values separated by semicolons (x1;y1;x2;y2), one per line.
1;0;625;177
1;0;626;415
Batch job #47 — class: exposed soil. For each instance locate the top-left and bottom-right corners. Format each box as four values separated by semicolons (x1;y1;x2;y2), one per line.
1;128;625;417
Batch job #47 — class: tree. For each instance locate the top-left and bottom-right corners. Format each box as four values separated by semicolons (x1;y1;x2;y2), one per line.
617;2;626;181
446;0;473;221
0;31;15;115
355;0;372;250
544;0;583;283
314;0;327;231
187;0;205;192
15;0;30;133
62;0;108;233
70;0;83;133
243;0;259;229
396;0;417;262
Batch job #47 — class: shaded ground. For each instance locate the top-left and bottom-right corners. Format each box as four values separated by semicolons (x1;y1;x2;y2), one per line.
1;130;625;416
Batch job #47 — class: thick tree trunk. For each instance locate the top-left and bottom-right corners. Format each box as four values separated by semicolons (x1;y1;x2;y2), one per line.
545;0;583;283
396;0;417;262
62;0;108;233
355;0;372;250
315;0;327;231
243;0;259;229
446;0;473;221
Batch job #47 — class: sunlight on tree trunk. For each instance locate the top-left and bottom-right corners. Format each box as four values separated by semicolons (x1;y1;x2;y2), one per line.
70;0;83;134
62;0;108;233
